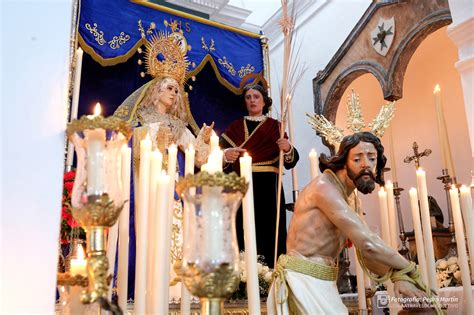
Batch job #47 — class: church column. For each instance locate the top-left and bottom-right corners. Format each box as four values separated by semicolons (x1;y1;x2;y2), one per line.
447;1;474;184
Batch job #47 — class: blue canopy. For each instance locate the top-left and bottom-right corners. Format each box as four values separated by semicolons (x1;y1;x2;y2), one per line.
79;0;264;92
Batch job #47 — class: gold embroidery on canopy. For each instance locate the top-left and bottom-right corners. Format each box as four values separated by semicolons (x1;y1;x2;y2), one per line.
238;64;255;78
218;56;236;76
201;37;215;52
108;32;131;49
138;20;156;38
85;23;106;45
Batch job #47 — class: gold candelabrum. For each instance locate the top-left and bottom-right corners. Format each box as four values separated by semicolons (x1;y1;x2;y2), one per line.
177;171;248;315
66;114;132;314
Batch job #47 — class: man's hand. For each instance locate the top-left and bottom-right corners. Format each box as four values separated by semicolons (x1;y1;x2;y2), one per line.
276;138;291;153
224;148;246;163
200;122;215;144
394;280;428;299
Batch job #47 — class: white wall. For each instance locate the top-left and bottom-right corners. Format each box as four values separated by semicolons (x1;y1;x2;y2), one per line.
1;0;71;312
264;0;371;199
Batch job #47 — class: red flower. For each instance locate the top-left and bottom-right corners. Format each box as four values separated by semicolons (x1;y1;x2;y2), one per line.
63;171;76;182
67;217;80;228
64;181;74;193
61;206;71;220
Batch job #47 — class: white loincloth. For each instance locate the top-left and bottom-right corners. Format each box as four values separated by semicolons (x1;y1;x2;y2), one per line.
267;265;348;314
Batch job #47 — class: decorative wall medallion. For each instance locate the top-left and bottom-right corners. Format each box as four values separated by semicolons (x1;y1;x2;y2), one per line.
370;17;395;56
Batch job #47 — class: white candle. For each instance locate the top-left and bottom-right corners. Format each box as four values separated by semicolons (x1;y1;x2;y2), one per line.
185;144;195;176
66;47;84;168
145;149;163;311
409;188;429;285
210;131;219;152
239;153;260;315
70;244;87;276
449;187;474;313
354;248;367;311
434;85;456;178
207;149;223;174
378;187;390;243
460;185;474;280
416;169;437;292
181;144;195;315
151;172;171;315
385;181;399;249
117;145;131;311
134;135;151;314
388;127;398;183
309;148;319;180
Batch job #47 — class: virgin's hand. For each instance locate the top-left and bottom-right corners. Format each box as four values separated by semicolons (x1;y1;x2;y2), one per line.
224;148;246;163
276;138;291;153
394;281;428;299
201;121;215;144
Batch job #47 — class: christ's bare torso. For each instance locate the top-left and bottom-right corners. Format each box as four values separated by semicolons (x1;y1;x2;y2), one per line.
286;171;354;264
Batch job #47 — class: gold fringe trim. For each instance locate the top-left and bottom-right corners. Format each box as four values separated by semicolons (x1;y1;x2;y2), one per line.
78;34;147;67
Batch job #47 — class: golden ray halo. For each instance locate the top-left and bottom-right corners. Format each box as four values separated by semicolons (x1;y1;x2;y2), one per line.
143;31;190;84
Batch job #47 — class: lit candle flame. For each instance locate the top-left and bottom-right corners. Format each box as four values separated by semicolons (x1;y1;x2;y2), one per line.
244;152;249;157
93;102;102;116
433;84;440;93
188;143;194;151
145;132;150;141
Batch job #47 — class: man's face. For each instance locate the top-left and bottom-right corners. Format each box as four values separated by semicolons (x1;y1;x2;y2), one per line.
346;141;377;194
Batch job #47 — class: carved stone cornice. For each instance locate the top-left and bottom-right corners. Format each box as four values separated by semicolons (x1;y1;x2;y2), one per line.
312;0;452;150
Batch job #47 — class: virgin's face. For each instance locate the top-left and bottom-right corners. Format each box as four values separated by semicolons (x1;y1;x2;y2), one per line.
244;89;265;117
159;79;179;109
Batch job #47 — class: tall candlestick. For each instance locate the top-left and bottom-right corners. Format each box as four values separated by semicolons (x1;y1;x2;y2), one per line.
388;126;398;183
181;144;195;315
409;188;429;285
66;47;84;169
309;148;319;180
449;187;474;313
434;85;456;179
210;131;219;152
460;185;474;279
239;153;260;315
117;145;131;311
378;187;390;243
151;172;171;315
416;169;437;292
385;181;399;249
134;135;151;314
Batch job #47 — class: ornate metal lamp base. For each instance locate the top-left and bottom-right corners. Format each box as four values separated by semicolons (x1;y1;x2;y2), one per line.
201;298;224;315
